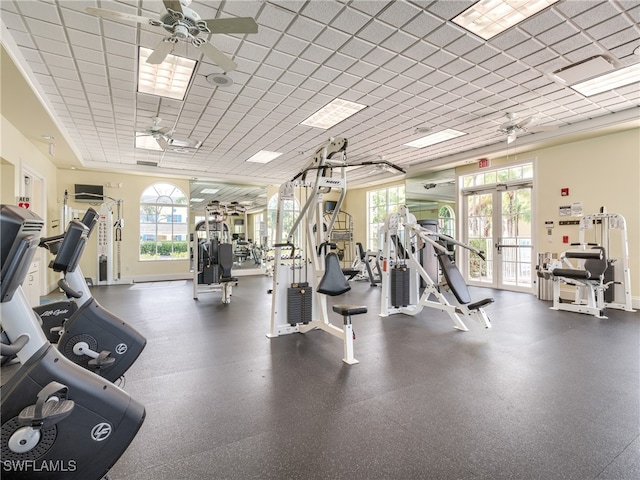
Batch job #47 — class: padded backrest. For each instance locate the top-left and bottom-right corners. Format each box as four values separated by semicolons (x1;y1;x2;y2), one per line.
317;252;351;296
437;251;471;305
584;247;608;278
218;243;234;278
81;208;99;235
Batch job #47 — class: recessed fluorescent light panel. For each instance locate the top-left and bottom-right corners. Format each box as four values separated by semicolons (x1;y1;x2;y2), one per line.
135;134;162;151
452;0;560;40
301;98;367;129
404;129;467;148
138;47;196;100
200;188;220;194
190;198;205;202
571;63;640;97
246;150;283;164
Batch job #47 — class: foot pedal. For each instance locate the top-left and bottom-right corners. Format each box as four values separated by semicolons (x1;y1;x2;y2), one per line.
18;382;75;429
88;350;116;370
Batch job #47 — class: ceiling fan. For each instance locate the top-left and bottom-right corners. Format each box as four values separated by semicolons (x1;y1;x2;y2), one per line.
86;0;258;72
498;112;559;144
137;117;201;151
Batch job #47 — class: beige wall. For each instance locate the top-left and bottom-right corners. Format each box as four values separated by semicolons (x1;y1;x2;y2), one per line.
348;127;639;301
58;170;191;283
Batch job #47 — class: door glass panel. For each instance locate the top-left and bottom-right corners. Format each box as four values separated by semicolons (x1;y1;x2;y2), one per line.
467;193;493;283
500;188;532;287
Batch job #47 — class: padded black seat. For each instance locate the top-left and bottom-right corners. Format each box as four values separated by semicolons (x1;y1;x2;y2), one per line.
332;304;367;326
467;298;494;311
332;305;367;316
553;247;607;281
342;268;360;280
551;268;591;280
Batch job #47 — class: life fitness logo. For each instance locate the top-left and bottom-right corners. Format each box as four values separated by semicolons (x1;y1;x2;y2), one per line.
115;343;128;355
91;423;112;442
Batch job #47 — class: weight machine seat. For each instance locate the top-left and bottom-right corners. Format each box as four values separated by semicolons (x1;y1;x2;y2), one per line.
332;305;367;316
318;252;351;296
437;251;494;308
342;268;360;280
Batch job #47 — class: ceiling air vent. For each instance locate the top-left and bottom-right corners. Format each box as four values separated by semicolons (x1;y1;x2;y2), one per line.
136;160;158;167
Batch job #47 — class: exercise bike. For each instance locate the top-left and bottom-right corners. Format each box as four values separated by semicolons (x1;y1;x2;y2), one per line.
34;210;146;383
0;204;145;480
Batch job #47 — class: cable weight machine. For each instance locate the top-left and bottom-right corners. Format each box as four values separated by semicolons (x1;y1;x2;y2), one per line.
267;137;405;364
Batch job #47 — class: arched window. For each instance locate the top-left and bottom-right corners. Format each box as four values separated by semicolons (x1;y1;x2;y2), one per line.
438;205;455;238
139;183;188;260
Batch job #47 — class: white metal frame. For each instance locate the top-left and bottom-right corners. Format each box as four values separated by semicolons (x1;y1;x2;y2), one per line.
192;204;235;303
267;138;358;364
549;209;635;317
379;206;491;331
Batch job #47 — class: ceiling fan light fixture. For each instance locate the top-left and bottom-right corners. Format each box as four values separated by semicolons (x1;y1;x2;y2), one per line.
135;133;164;151
206;73;234;88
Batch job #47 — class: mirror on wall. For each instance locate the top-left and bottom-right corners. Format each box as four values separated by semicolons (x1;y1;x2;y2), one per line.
189;179;268;274
405;168;457;237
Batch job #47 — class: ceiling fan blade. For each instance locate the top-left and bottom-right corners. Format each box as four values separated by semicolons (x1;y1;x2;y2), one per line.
163;0;184;14
519;116;534;128
529;125;559;133
146;39;175;65
507;132;517;144
201;17;259;34
195;41;237;72
155;135;170;150
86;7;152;25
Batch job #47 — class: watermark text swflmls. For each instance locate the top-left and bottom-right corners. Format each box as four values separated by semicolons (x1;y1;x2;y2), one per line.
2;460;77;472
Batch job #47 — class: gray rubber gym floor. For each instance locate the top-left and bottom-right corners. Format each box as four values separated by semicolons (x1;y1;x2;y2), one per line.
91;276;638;480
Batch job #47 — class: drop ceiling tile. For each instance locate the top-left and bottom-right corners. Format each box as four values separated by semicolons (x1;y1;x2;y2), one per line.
33;36;73;57
286;15;325;41
588;16;633;41
323;52;357;71
378;1;422;28
506;38;545;60
424;49;457;69
381;30;418;54
15;0;61;23
357;20;396;45
274;34;309;57
520;47;558;68
463;44;501;64
402;11;443;38
339;37;376;59
66;28;105;51
301;0;344;24
425;0;474;20
330;6;372;34
257;2;296;30
564;44;607;63
609;39;640;59
363;46;399;67
288;57;318;76
300;43;334;64
402;40;439;62
551;34;591;56
574;3;620;29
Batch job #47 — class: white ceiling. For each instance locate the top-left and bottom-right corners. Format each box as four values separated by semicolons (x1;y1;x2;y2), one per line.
1;0;639;205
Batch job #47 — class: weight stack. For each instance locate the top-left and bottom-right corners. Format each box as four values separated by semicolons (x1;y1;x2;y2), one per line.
287;283;312;326
391;266;410;307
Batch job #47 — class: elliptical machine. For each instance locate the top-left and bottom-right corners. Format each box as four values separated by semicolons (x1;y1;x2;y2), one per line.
34;211;145;382
1;204;145;480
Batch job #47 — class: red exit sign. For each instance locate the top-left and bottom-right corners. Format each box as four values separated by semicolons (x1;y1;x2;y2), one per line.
478;158;490;168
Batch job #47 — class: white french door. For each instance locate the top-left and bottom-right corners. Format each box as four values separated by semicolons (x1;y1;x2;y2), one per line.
462;180;534;293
